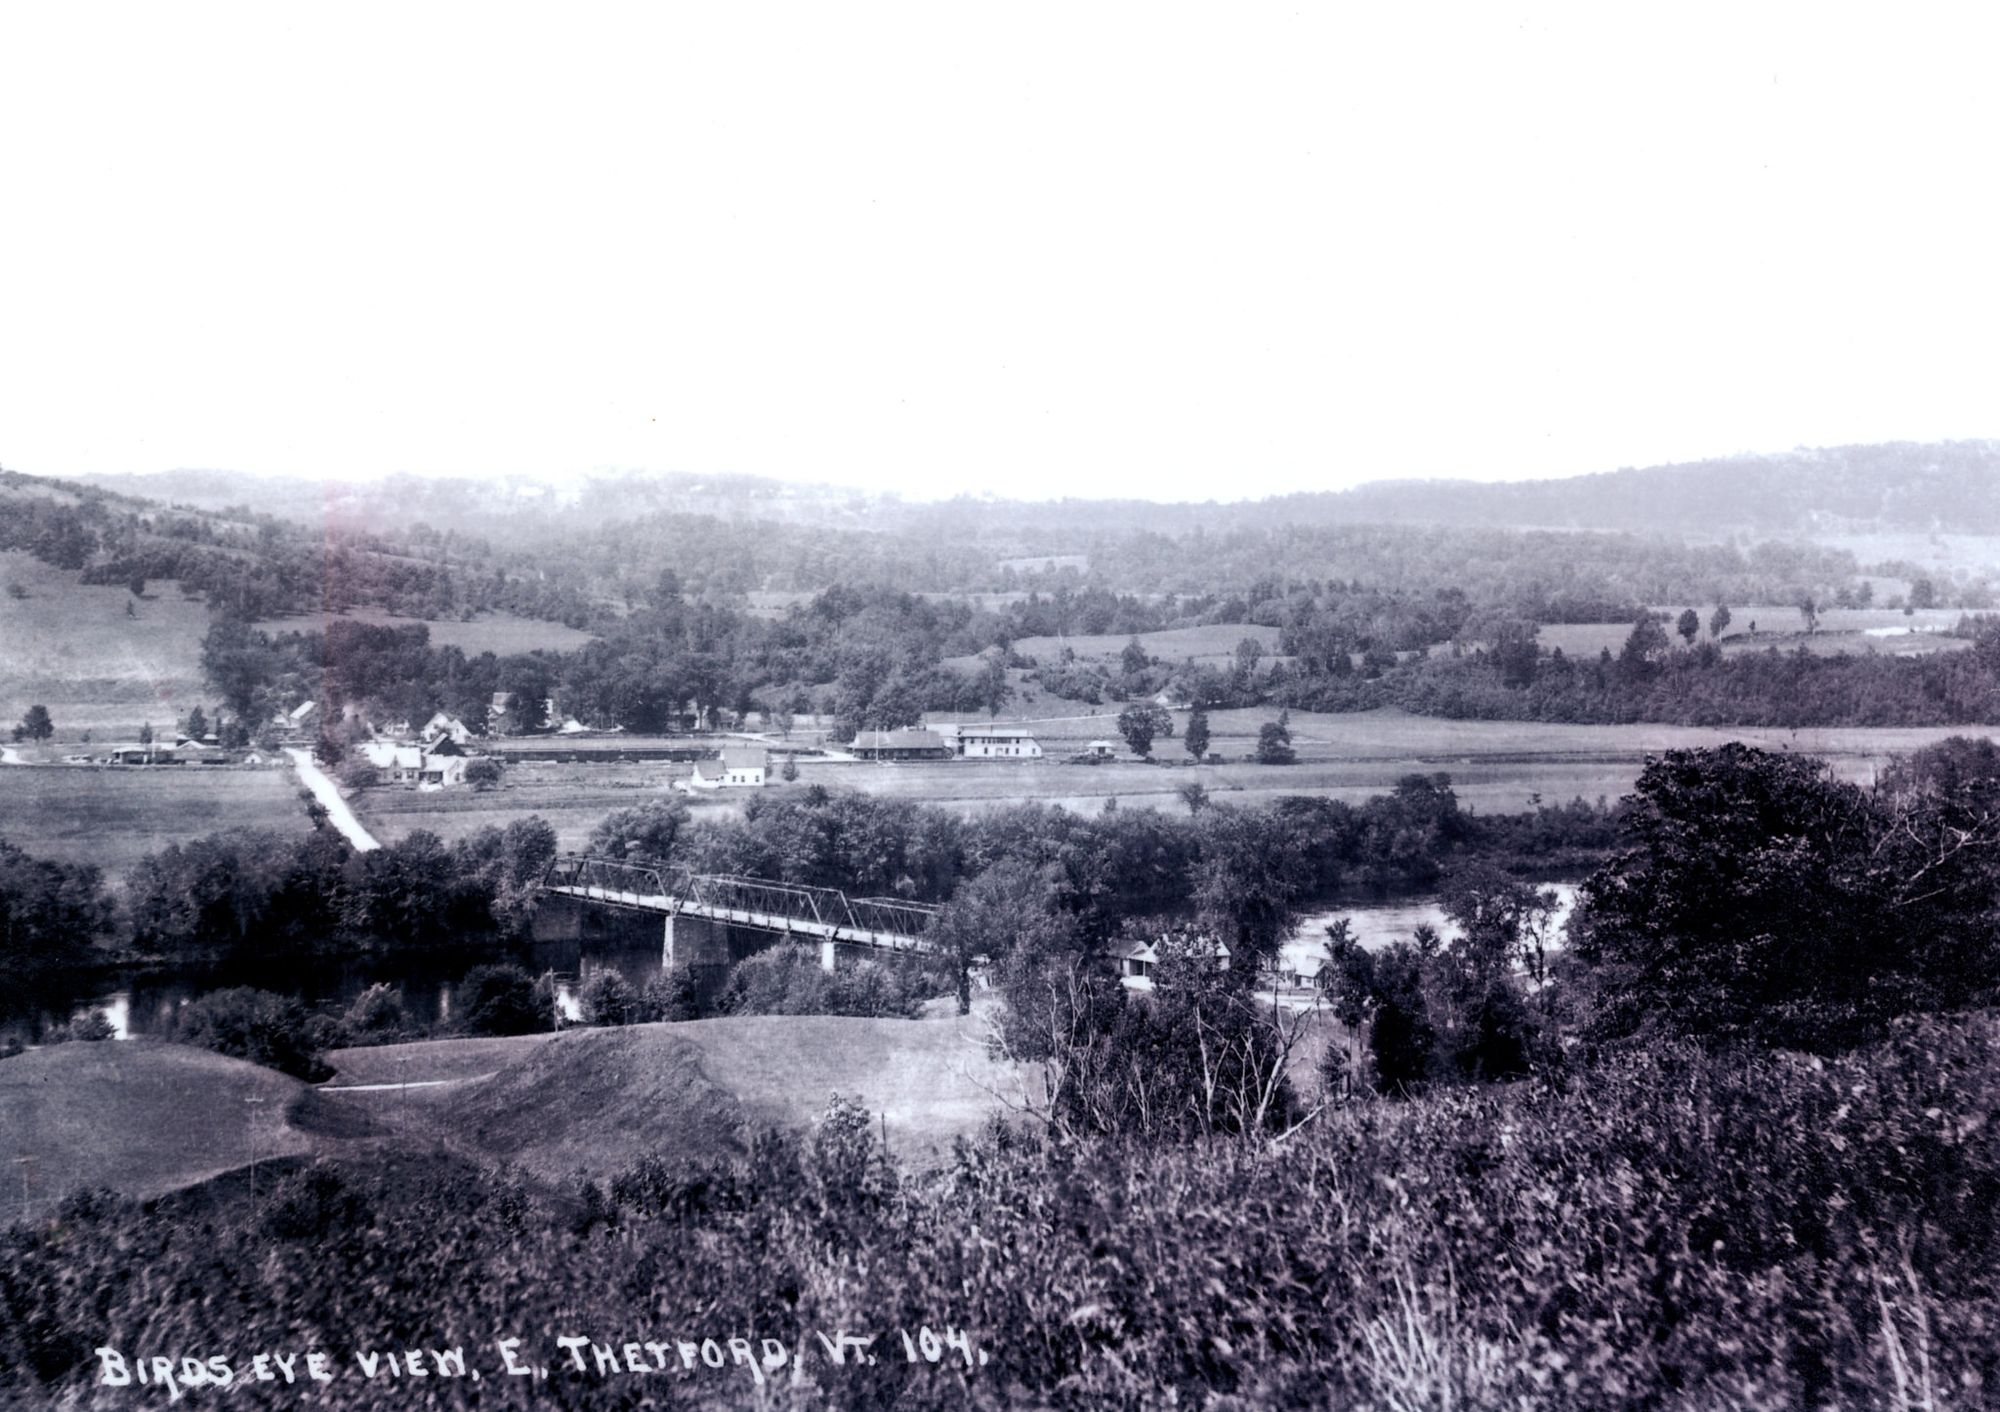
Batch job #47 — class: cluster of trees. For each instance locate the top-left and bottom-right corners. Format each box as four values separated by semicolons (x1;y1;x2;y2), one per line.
0;839;110;986
125;819;556;958
594;780;1616;961
1278;616;2000;727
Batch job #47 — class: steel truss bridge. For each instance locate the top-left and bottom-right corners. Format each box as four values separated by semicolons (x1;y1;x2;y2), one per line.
538;854;941;955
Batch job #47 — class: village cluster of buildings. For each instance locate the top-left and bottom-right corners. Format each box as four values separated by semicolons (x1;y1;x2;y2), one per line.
849;722;1045;760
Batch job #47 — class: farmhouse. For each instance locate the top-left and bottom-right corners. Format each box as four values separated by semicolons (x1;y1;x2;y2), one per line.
680;746;769;790
420;712;477;746
358;739;472;788
1114;934;1232;994
850;728;951;761
935;723;1043;759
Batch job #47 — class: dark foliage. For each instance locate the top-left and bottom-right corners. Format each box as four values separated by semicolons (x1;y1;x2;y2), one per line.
7;1017;1998;1408
171;987;332;1081
1574;742;2000;1052
456;964;549;1037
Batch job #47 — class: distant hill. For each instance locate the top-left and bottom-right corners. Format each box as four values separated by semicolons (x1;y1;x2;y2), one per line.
1274;441;2000;536
83;440;2000;544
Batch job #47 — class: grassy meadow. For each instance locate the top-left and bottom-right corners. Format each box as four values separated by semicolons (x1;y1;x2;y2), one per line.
0;1010;1026;1221
1011;621;1285;666
0;1042;310;1215
0;765;311;880
347;706;2000;836
252;606;596;654
0;550;212;730
1534;603;1971;662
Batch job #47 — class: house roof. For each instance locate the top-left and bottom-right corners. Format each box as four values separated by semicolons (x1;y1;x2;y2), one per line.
288;701;317;722
720;746;768;770
852;728;946;751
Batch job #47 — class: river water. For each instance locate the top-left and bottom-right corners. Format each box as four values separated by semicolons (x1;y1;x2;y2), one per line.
8;883;1581;1043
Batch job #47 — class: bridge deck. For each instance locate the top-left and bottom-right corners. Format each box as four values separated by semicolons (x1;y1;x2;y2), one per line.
543;882;939;955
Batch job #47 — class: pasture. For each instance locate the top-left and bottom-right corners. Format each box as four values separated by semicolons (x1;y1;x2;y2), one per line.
0;1042;310;1214
0;550;211;729
0;764;311;880
1011;622;1284;666
251;607;595;655
0;1008;1022;1212
319;1012;1024;1179
348;755;750;852
1535;604;1971;662
377;709;2000;829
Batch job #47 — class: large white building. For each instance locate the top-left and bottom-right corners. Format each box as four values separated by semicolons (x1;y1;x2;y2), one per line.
679;746;768;791
935;723;1043;759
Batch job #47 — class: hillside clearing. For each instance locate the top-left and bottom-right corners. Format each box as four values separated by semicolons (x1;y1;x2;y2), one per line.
0;550;210;726
0;1042;309;1212
251;607;596;654
321;1012;1026;1178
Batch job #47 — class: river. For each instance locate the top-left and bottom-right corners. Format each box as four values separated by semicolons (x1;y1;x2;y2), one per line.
6;883;1581;1044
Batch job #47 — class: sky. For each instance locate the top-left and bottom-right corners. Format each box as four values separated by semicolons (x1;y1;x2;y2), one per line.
3;4;1999;503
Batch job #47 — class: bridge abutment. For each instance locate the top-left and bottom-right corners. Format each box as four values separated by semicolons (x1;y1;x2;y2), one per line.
664;912;733;971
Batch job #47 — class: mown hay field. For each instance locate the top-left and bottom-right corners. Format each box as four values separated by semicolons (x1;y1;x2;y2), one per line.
351;709;2000;832
0;764;311;880
1011;621;1284;666
0;550;211;729
252;606;595;654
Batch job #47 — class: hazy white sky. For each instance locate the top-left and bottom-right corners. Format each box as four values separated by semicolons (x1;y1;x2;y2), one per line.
3;4;1997;502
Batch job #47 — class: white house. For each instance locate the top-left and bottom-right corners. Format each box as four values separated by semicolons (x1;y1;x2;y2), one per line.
359;739;472;788
678;746;768;791
1114;933;1232;994
420;712;477;746
935;722;1043;758
271;700;317;731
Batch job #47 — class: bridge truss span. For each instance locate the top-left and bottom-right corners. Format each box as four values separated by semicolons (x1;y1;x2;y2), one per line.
538;854;942;955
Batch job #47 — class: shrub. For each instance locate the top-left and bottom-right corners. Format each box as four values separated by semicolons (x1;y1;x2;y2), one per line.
172;987;330;1081
341;982;407;1039
639;968;699;1022
455;964;545;1037
333;758;380;792
719;946;935;1019
577;969;639;1026
59;1012;116;1043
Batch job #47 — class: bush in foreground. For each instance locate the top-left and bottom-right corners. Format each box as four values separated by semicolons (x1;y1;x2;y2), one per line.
10;1014;1994;1408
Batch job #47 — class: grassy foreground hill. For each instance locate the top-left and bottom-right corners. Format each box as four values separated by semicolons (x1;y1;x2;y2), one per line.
0;1011;1027;1220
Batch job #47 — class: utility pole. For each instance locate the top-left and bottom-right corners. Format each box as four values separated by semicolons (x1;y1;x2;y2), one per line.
244;1096;266;1199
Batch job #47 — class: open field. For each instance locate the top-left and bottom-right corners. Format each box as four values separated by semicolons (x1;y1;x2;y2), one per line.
1824;531;2000;578
252;606;596;654
320;1011;1021;1178
0;1009;1022;1211
354;708;2000;832
0;1042;310;1213
1535;605;1971;662
0;764;311;878
0;550;210;727
1012;622;1284;665
349;756;749;851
